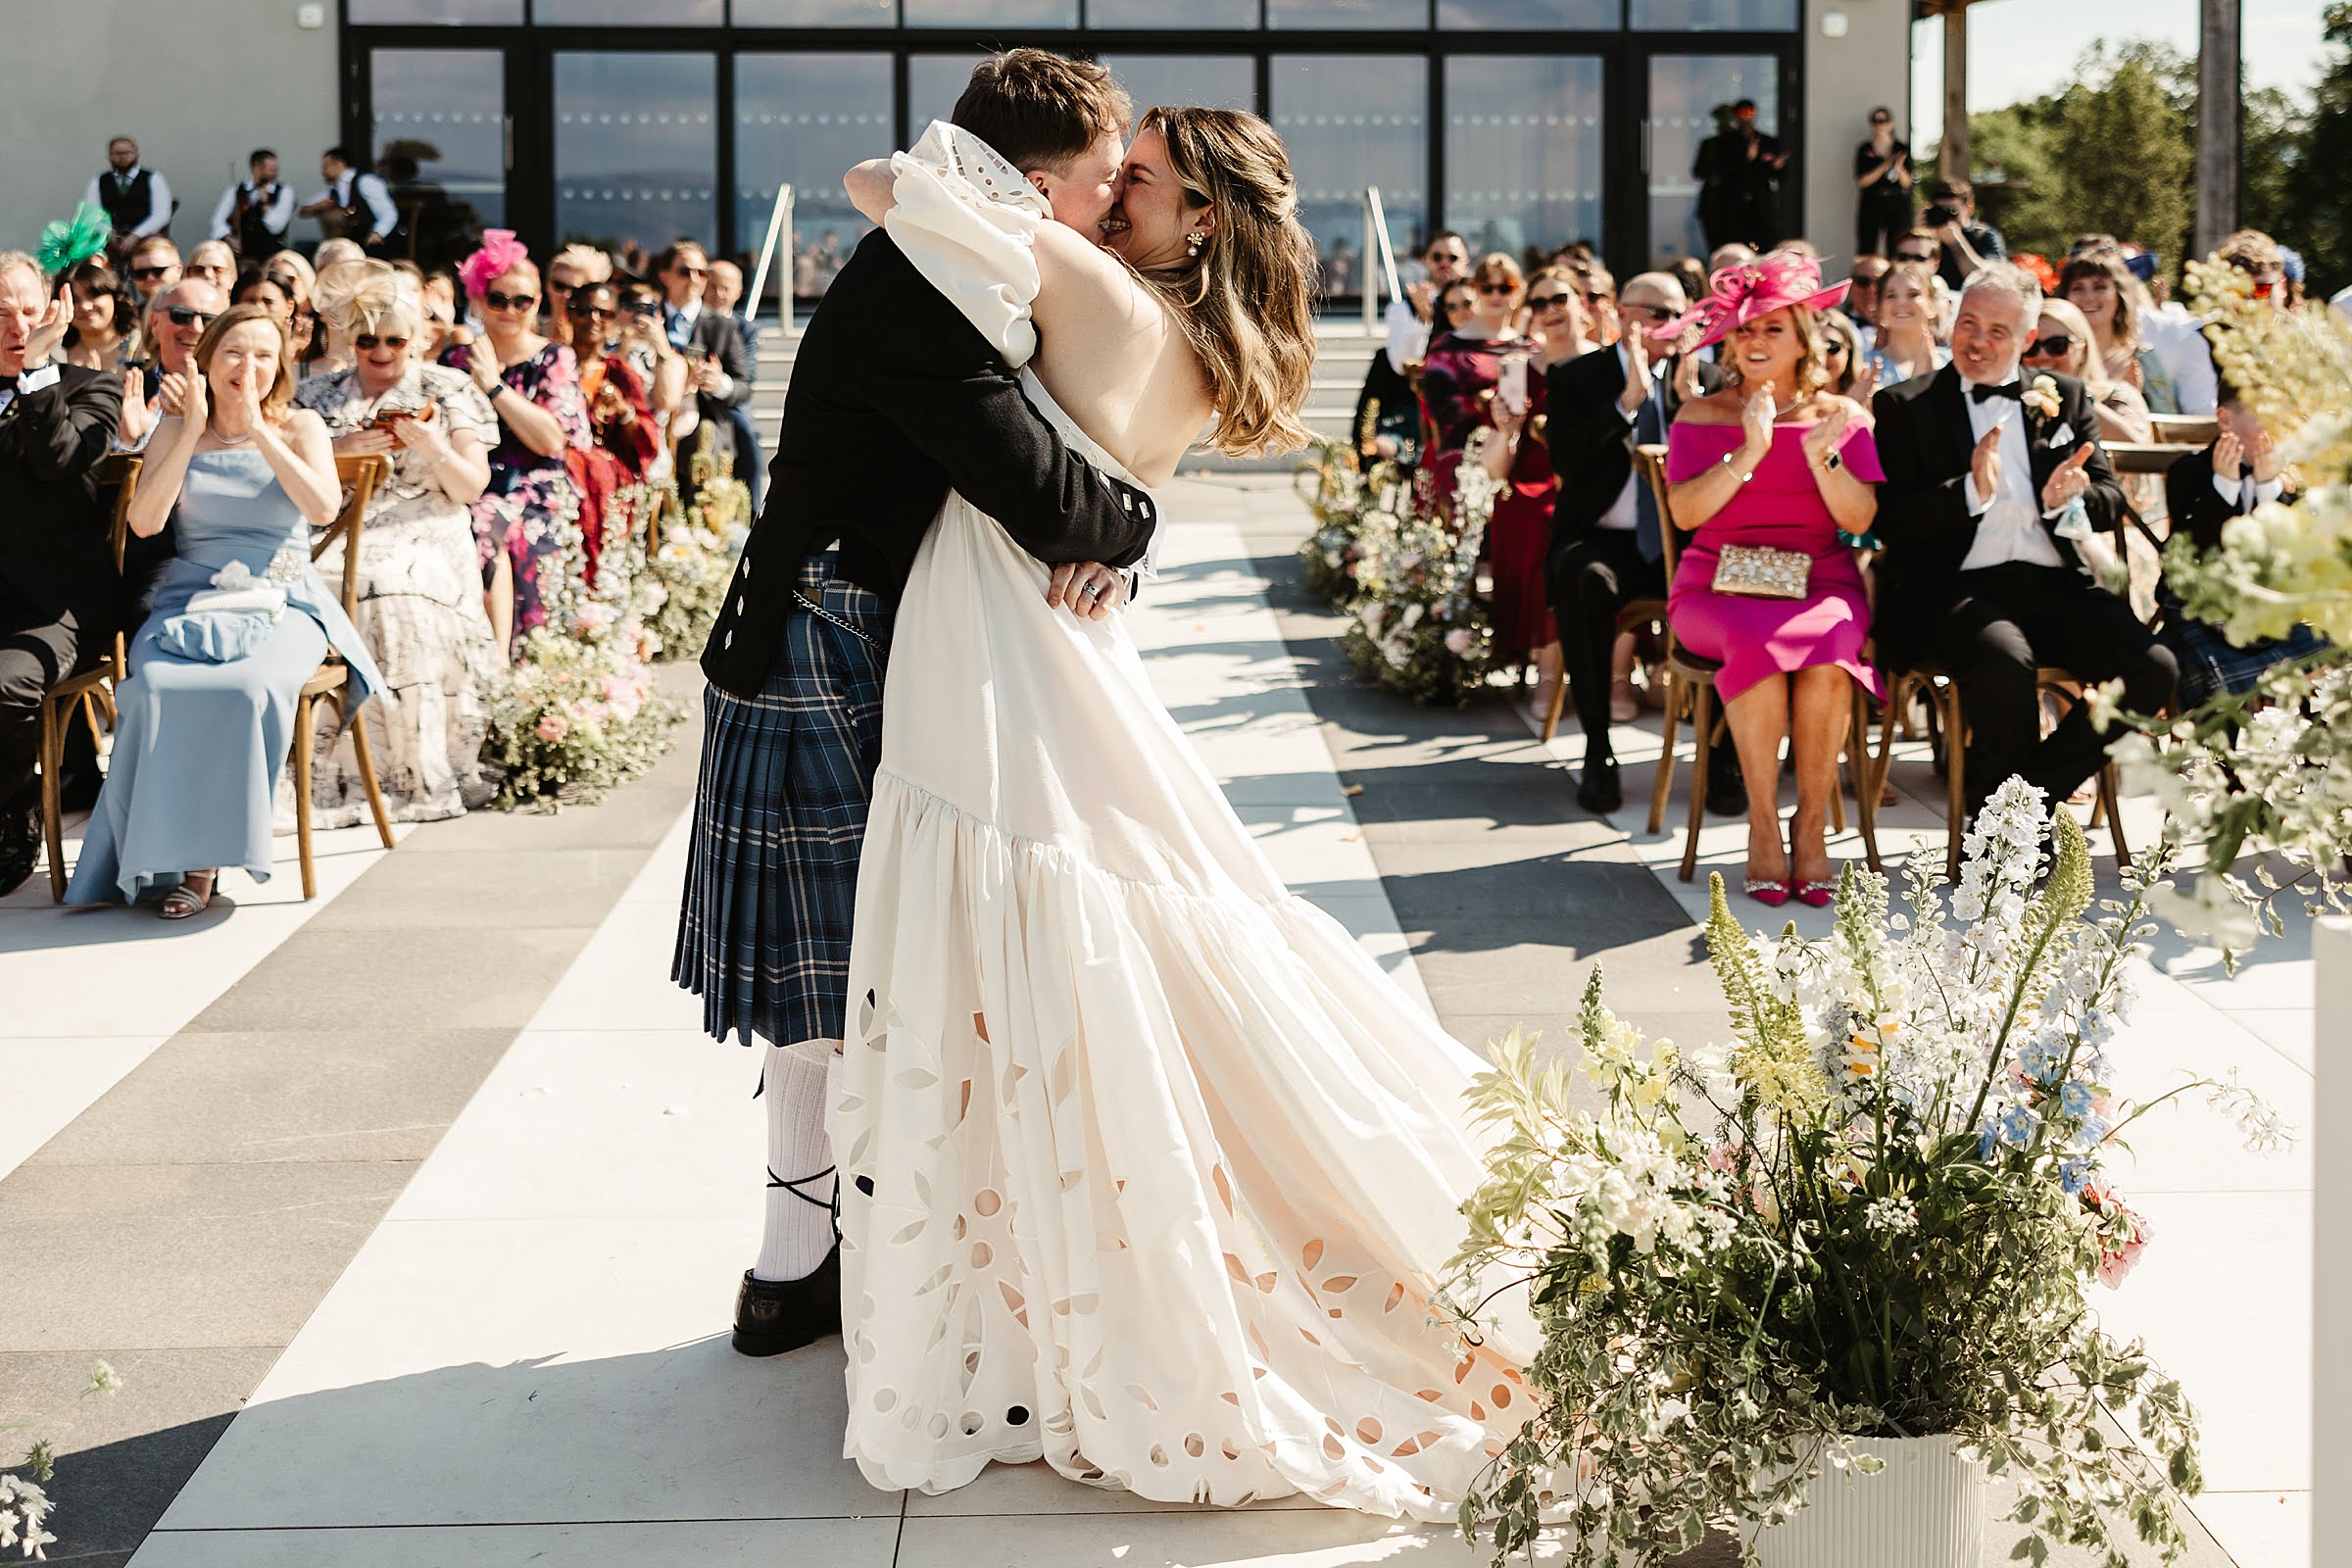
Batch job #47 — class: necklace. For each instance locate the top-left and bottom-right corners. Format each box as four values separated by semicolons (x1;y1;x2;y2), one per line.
209;421;255;446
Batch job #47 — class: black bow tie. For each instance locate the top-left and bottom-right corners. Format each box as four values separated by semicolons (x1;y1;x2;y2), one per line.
1970;380;2023;404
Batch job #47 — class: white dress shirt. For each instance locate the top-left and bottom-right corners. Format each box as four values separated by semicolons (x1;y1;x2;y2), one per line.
1595;343;1653;532
83;166;173;237
2213;472;2285;511
666;299;736;402
1384;297;1429;376
209;180;294;243
307;170;400;239
1958;376;2067;572
2138;304;2219;417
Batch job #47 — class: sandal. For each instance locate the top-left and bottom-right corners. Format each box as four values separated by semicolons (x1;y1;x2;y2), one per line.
159;871;216;921
1609;678;1641;725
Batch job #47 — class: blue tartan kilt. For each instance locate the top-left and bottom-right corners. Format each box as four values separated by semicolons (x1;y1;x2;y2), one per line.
2160;595;2328;708
671;554;893;1049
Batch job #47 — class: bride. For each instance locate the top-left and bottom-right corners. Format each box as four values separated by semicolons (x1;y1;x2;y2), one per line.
832;106;1536;1521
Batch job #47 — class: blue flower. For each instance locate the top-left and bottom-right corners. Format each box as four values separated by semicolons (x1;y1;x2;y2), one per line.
2059;1158;2093;1196
2059;1080;2096;1119
2018;1040;2058;1085
1999;1105;2036;1145
2072;1112;2110;1150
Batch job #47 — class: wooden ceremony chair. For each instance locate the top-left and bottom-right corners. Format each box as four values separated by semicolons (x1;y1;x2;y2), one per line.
1637;445;1881;883
38;454;140;901
291;455;398;899
1537;589;1667;745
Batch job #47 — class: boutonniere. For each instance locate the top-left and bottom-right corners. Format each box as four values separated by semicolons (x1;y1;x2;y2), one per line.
2023;373;2063;421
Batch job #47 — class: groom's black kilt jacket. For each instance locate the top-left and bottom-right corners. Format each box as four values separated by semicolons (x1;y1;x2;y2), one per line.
701;229;1159;701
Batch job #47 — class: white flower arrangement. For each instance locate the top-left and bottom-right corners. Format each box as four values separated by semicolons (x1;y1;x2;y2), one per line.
3;1360;122;1561
1337;429;1501;706
1448;785;2288;1566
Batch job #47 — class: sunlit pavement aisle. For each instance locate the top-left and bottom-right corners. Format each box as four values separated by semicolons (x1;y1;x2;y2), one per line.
0;475;2304;1566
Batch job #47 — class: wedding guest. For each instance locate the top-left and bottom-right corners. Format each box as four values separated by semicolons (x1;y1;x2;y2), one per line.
62;262;136;372
1872;263;2174;819
1890;230;1940;271
441;232;590;657
1860;260;1946;387
708;257;764;513
87;137;172;263
543;245;609;348
1706;242;1757;276
210;150;294;261
1664;254;1880;905
2059;251;2177;414
2023;297;2150;446
657;239;755;505
116;276;226;452
123;236;181;309
0;254;122;897
566;279;662;581
2217;229;2291;312
1417;253;1521;509
296;266;502;825
66;303;382;915
2130;250;2220;416
1845;253;1889;348
1818;309;1867;399
183;240;236;293
265;251;329;377
1853;107;1914;257
1386;231;1469;375
1484;267;1579;716
314;238;368;276
1544;269;1742;816
617;279;689;477
1924;177;2005;292
2159;385;2328;705
1568;261;1619;347
300;147;401;255
1692;100;1786;252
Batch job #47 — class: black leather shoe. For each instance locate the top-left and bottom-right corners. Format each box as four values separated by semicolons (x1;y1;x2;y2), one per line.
1705;747;1749;817
0;805;38;899
1576;757;1623;814
732;1247;842;1357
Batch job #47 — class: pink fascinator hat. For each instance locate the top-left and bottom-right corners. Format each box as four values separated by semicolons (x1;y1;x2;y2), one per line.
1650;250;1851;350
459;229;532;300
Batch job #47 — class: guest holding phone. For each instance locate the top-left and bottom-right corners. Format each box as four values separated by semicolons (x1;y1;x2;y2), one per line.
566;280;662;586
297;264;502;826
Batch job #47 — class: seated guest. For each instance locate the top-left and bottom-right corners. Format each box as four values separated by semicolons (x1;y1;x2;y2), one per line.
1544;269;1741;816
543;244;611;350
1417;253;1524;508
0;253;122;896
2023;297;2150;445
442;231;591;657
1705;242;1756;277
655;240;754;507
1860;259;1945;387
1483;267;1584;717
1664;253;1882;905
2159;385;2328;706
1817;309;1866;398
1890;229;1940;273
123;236;182;310
117;276;226;451
66;304;383;915
296;265;503;826
63;261;137;372
707;258;764;514
1845;253;1889;350
182;239;236;294
1350;332;1420;469
2059;251;2178;414
565;279;662;585
1873;263;2176;821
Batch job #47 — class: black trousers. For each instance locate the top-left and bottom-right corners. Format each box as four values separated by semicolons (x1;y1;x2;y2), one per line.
1546;527;1663;761
1917;564;2178;815
1857;197;1914;259
0;580;87;813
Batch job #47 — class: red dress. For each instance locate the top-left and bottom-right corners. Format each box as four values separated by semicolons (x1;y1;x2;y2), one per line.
569;355;661;592
1417;333;1558;662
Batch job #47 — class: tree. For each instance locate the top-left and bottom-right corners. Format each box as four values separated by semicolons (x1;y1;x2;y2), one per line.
2286;2;2352;296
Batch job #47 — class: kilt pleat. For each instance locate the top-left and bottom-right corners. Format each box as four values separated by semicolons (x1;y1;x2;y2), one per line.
672;555;891;1048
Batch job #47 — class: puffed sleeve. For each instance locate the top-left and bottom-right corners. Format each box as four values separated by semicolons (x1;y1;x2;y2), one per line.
881;121;1049;368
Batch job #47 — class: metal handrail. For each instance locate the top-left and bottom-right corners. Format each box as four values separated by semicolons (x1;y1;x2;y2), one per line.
1359;185;1403;334
743;181;798;341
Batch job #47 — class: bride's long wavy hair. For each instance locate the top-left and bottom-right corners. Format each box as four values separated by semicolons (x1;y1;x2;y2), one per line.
1133;107;1318;458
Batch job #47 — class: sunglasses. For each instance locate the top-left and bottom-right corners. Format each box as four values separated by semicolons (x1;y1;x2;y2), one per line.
163;307;219;328
1443;296;1476;314
1870;114;1891;124
1894;250;1936;264
672;266;709;279
1622;302;1675;322
130;266;174;280
1525;292;1574;312
569;304;616;321
1825;340;1851;356
353;333;411;350
1476;281;1517;296
2027;331;2075;356
482;290;537;312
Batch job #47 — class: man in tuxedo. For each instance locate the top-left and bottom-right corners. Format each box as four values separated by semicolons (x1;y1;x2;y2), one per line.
677;49;1156;1360
210;149;294;261
656;239;756;506
86;136;173;265
1543;271;1744;815
1873;262;2176;817
0;255;124;895
706;258;765;514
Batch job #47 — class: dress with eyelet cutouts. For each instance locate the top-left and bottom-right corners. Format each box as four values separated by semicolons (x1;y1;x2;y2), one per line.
835;122;1537;1521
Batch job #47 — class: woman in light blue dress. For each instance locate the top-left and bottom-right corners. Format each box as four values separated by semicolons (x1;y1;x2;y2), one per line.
68;304;382;917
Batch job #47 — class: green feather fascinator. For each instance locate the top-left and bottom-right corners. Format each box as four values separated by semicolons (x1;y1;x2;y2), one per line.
36;204;113;277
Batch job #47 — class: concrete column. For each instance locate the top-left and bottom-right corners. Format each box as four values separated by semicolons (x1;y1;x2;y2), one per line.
2193;0;2243;259
1802;0;1915;259
1940;4;1970;181
2319;918;2350;1513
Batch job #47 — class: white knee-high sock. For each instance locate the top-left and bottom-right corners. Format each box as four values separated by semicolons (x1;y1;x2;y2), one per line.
753;1041;839;1283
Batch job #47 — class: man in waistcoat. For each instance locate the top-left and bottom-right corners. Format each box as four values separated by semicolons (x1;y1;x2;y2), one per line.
85;136;173;266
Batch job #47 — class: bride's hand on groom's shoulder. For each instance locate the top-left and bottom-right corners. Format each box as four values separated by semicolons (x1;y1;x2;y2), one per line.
1046;562;1128;622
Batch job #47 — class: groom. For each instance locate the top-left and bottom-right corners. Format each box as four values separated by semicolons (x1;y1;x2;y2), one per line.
675;49;1160;1357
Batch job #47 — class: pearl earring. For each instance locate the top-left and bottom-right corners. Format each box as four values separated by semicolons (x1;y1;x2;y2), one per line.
1186;230;1204;259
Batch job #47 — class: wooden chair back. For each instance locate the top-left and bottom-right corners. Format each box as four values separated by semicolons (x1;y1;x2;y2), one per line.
2149;413;2218;448
1637;444;1679;583
319;455;389;620
2102;440;2200;477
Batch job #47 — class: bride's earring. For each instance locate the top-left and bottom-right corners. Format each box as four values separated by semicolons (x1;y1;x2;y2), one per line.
1186;230;1204;260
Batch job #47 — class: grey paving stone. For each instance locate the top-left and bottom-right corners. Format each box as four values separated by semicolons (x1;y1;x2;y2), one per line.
29;1030;514;1167
184;925;590;1034
391;782;694;855
0;1160;413;1351
301;848;649;931
0;1347;278;1558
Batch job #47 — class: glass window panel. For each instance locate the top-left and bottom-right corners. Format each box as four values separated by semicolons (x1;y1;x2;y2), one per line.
908;53;993;137
1439;0;1615;25
350;0;519;20
1091;56;1256;124
732;0;893;19
1646;54;1780;268
1629;0;1795;28
1268;0;1426;26
1271;54;1425;296
1445;57;1603;265
372;50;507;274
736;53;893;304
905;0;1078;24
555;53;718;269
1091;0;1258;25
536;0;721;19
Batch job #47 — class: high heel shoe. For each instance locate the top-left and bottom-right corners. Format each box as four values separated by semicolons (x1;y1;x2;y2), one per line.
1743;879;1790;906
1795;881;1836;907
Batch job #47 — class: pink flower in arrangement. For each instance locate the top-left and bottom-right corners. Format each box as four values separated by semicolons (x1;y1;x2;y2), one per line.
2082;1179;2152;1289
1444;627;1475;657
576;700;612;725
535;712;569;744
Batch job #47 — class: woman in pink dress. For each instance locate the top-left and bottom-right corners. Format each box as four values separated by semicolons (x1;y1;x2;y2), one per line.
1662;254;1883;906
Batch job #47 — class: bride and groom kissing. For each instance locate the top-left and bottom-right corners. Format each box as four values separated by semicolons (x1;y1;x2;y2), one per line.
673;47;1536;1519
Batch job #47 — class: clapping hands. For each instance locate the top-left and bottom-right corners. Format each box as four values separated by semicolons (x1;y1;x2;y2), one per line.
1738;379;1777;460
24;284;73;368
1801;401;1853;472
2038;443;2095;513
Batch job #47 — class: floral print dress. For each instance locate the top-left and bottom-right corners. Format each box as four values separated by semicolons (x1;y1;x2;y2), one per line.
441;339;592;656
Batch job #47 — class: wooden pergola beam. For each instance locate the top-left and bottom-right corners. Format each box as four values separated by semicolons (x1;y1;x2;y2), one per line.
2195;0;2242;255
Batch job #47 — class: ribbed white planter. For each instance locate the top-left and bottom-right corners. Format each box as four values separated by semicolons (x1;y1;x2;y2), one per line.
1743;1436;1987;1568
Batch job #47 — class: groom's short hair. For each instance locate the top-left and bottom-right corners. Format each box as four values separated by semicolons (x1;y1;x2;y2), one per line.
953;49;1131;174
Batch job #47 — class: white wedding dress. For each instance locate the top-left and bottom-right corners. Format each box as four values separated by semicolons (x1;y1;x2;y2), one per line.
835;124;1536;1522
